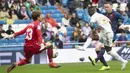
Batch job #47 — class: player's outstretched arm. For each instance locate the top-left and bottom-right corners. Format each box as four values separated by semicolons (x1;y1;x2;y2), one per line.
2;26;28;39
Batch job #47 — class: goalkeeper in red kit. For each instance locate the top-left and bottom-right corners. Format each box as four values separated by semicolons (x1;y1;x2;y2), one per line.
2;10;59;73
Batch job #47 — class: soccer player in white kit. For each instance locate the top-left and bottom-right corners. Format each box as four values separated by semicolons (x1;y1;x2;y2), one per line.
77;6;128;70
89;29;110;70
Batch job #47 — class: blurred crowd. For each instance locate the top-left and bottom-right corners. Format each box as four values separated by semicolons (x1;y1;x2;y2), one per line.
1;0;130;48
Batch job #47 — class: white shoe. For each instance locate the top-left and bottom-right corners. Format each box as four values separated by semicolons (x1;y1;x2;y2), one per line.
76;46;86;51
121;60;128;70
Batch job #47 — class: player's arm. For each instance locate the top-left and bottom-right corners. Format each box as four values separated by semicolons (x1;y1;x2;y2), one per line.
116;12;125;25
36;25;44;44
1;27;27;39
36;25;45;51
14;27;28;37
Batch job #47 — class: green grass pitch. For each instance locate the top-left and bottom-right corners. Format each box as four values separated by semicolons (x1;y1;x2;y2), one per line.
0;61;129;73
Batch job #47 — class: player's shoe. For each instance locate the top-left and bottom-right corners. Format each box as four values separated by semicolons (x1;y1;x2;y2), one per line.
88;56;97;66
76;46;85;51
99;66;110;70
121;60;128;70
49;62;61;68
6;62;17;73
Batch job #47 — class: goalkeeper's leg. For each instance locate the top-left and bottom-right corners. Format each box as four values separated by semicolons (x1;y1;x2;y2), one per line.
47;47;60;68
6;53;32;73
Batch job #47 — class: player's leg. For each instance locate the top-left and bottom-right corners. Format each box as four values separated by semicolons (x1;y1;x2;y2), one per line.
17;53;32;66
6;47;33;73
88;48;105;66
88;41;105;66
47;47;60;68
96;50;108;66
105;32;128;70
105;46;128;70
7;57;32;73
95;48;105;62
96;51;110;70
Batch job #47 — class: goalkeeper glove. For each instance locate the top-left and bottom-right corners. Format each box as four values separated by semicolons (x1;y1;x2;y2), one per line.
1;33;14;39
39;43;45;51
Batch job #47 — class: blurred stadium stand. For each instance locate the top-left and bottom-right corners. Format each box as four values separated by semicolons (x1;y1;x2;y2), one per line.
1;4;130;50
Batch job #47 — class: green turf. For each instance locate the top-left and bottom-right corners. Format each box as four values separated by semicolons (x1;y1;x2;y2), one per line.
0;61;129;73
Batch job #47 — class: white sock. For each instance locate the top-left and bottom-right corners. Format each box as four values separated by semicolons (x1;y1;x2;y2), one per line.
108;50;125;63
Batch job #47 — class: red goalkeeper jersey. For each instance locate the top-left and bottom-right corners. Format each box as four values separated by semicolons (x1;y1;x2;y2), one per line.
14;20;43;45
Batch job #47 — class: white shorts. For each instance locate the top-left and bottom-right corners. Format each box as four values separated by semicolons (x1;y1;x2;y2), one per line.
99;31;113;47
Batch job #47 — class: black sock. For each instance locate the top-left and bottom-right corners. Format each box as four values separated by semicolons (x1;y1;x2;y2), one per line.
95;51;100;62
100;56;108;66
95;48;105;62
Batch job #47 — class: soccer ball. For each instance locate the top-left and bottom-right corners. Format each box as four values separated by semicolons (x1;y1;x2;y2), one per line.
79;57;85;62
53;49;58;58
52;43;58;58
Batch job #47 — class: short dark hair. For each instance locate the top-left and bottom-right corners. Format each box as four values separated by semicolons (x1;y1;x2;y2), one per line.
104;1;113;5
88;6;96;16
121;29;125;33
21;5;26;7
8;25;12;27
32;10;42;21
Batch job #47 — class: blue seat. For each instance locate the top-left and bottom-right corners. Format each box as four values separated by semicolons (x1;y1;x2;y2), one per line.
45;10;52;14
14;20;33;24
47;6;57;9
58;14;64;18
77;13;83;18
116;33;121;39
51;10;61;14
66;27;74;31
62;0;68;6
40;6;48;10
76;9;84;18
0;39;9;44
8;39;18;43
55;18;62;22
67;31;73;36
16;38;25;43
51;14;58;18
0;20;6;24
127;34;130;40
63;45;72;49
42;10;51;14
16;34;25;38
52;14;63;18
42;10;46;14
76;9;84;13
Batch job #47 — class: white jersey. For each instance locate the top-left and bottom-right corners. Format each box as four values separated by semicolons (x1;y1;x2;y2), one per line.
90;12;113;33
